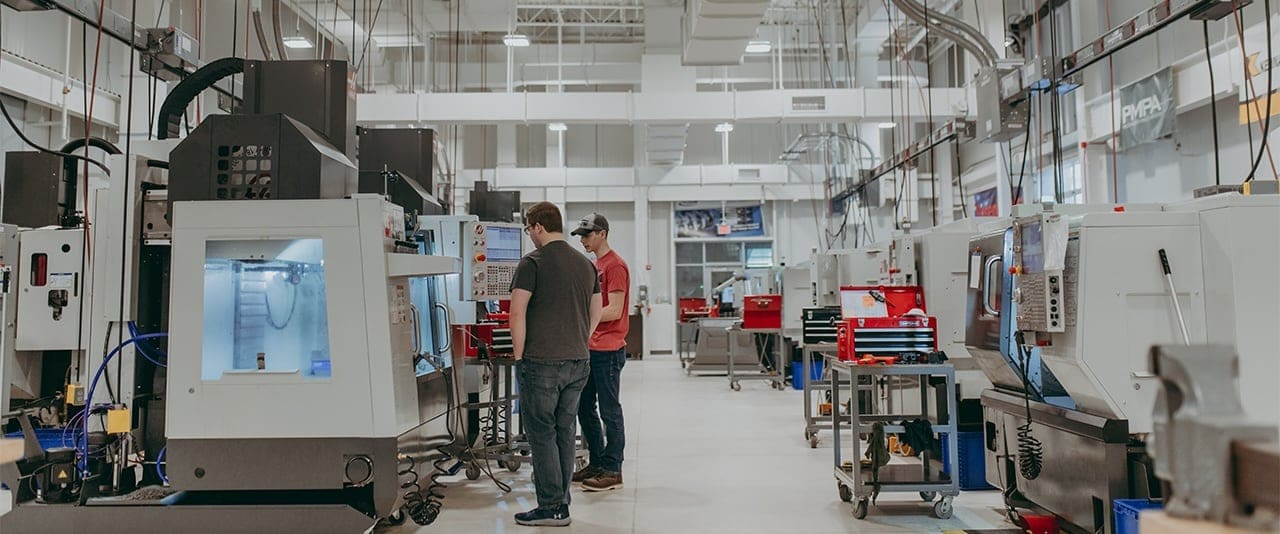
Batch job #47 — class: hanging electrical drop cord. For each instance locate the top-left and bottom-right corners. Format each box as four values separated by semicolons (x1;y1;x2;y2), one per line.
1233;0;1280;180
1012;332;1043;481
114;0;141;410
1013;113;1034;205
1047;4;1066;203
353;0;385;73
1204;22;1223;186
1244;0;1274;182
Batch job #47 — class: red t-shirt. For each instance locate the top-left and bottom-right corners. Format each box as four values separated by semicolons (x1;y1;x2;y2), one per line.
590;249;631;351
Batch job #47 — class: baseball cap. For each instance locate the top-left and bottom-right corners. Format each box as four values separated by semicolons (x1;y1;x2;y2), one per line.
570;213;609;236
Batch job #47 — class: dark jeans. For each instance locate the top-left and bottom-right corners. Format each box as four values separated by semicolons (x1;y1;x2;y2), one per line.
518;358;589;508
578;349;626;473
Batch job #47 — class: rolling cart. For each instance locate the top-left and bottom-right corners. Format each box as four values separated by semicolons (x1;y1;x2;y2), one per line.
726;325;785;391
826;355;959;520
458;358;588;481
801;343;872;448
677;320;700;369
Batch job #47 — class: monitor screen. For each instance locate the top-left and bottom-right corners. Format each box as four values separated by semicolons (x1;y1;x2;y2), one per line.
1021;221;1045;273
485;226;523;262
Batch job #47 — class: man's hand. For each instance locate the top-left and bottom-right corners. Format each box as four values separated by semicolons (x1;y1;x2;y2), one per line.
588;292;603;335
510;288;532;361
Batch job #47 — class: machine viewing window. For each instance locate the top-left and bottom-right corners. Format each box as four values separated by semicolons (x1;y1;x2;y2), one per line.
1021;222;1045;274
201;238;332;381
485;226;523;262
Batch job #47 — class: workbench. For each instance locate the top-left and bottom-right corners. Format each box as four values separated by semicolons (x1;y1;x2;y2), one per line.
827;355;959;521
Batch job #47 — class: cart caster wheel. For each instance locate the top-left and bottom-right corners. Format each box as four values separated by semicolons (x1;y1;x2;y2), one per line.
507;460;521;472
919;491;937;502
933;498;954;519
809;435;819;448
837;483;852;503
730;381;741;391
497;459;507;469
853;499;868;519
384;508;407;526
465;464;481;480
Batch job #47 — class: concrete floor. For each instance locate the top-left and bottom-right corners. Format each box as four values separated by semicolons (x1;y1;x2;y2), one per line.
0;353;1017;533
386;353;1014;534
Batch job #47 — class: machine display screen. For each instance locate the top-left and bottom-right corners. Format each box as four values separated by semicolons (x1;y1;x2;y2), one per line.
485;226;523;262
1021;222;1045;273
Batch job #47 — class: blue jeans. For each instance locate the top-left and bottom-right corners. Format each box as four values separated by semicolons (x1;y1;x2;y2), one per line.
518;358;590;508
578;349;626;473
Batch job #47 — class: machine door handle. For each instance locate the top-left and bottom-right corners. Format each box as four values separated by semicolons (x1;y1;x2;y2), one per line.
1131;371;1156;379
982;255;1003;317
410;303;423;356
433;301;453;353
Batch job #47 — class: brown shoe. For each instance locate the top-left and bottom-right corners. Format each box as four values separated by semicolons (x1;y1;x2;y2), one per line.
572;465;602;484
581;471;623;492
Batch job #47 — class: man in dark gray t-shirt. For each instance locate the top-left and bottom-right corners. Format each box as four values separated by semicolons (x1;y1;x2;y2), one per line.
508;201;601;527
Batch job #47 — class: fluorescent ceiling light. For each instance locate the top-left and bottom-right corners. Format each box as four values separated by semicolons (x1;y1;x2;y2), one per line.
877;122;897;129
282;36;314;49
715;122;734;133
372;35;421;48
503;34;530;47
745;40;771;54
548;122;567;132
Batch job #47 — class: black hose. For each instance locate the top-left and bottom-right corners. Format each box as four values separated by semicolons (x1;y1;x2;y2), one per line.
57;137;122;227
272;0;289;61
252;8;275;61
1204;22;1222;186
1245;0;1274;183
1013;333;1044;481
155;57;250;139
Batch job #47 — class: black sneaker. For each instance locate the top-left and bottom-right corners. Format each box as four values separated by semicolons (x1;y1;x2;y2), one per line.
514;505;571;527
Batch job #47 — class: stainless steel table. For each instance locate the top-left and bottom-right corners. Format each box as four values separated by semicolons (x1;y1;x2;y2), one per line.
726;326;785;391
826;356;959;520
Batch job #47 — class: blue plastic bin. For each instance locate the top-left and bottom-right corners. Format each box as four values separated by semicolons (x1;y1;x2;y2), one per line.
791;360;824;390
940;431;995;490
5;429;77;452
1113;499;1163;534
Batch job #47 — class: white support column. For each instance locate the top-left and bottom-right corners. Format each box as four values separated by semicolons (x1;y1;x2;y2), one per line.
633;187;651;357
497;125;517;170
934;141;957;224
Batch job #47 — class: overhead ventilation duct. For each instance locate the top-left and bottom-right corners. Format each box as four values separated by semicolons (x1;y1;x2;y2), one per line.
646;124;690;166
682;0;770;66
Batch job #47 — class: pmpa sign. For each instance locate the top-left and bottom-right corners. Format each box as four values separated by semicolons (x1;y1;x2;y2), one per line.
1118;67;1175;150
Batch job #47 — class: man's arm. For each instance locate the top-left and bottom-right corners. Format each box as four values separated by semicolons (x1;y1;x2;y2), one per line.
588;293;603;335
600;290;628;322
510;288;532;360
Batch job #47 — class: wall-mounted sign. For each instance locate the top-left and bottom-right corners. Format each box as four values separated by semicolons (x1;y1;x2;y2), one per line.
1119;67;1176;150
675;204;765;238
974;188;999;217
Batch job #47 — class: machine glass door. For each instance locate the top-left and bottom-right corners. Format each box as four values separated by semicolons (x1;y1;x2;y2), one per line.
201;238;332;381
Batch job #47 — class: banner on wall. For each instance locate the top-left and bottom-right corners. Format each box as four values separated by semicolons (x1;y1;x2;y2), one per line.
674;204;765;238
1119;68;1176;150
1239;15;1280;124
973;188;999;217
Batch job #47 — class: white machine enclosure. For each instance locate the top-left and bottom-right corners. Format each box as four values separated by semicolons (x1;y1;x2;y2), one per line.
418;214;480;325
777;265;812;337
167;195;459;440
1025;211;1206;434
14;229;85;351
1164;194;1280;427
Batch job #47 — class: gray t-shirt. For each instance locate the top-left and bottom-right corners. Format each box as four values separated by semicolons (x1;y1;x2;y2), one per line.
511;240;601;361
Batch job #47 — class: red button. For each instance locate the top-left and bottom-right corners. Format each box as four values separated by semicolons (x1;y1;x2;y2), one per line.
1114;206;1126;212
476;254;487;262
1008;266;1019;275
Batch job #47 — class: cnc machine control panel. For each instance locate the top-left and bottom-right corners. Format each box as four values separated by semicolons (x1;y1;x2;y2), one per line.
1013;216;1066;333
461;221;524;299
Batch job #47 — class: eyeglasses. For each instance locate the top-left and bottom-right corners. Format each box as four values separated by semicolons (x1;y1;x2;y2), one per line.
523;225;533;234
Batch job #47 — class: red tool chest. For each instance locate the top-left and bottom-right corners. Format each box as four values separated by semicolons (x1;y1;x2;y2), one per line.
835;315;938;363
741;294;783;329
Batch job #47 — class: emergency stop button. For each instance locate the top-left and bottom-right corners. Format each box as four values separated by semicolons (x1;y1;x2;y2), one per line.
476;254;487;262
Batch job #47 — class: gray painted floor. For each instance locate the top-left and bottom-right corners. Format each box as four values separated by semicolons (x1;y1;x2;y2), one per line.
391;353;1014;533
0;353;1017;533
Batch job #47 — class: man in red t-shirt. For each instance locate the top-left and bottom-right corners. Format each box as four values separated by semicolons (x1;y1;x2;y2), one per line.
569;213;630;492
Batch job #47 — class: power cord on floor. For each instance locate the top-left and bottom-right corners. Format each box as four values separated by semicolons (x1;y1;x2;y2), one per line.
1013;332;1043;481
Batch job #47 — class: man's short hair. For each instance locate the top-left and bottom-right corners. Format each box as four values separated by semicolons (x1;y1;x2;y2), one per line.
525;201;564;233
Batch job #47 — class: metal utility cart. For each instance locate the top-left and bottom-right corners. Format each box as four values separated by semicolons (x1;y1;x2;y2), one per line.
458;358;588;480
677;320;700;369
801;343;861;448
726;325;785;391
826;355;959;520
